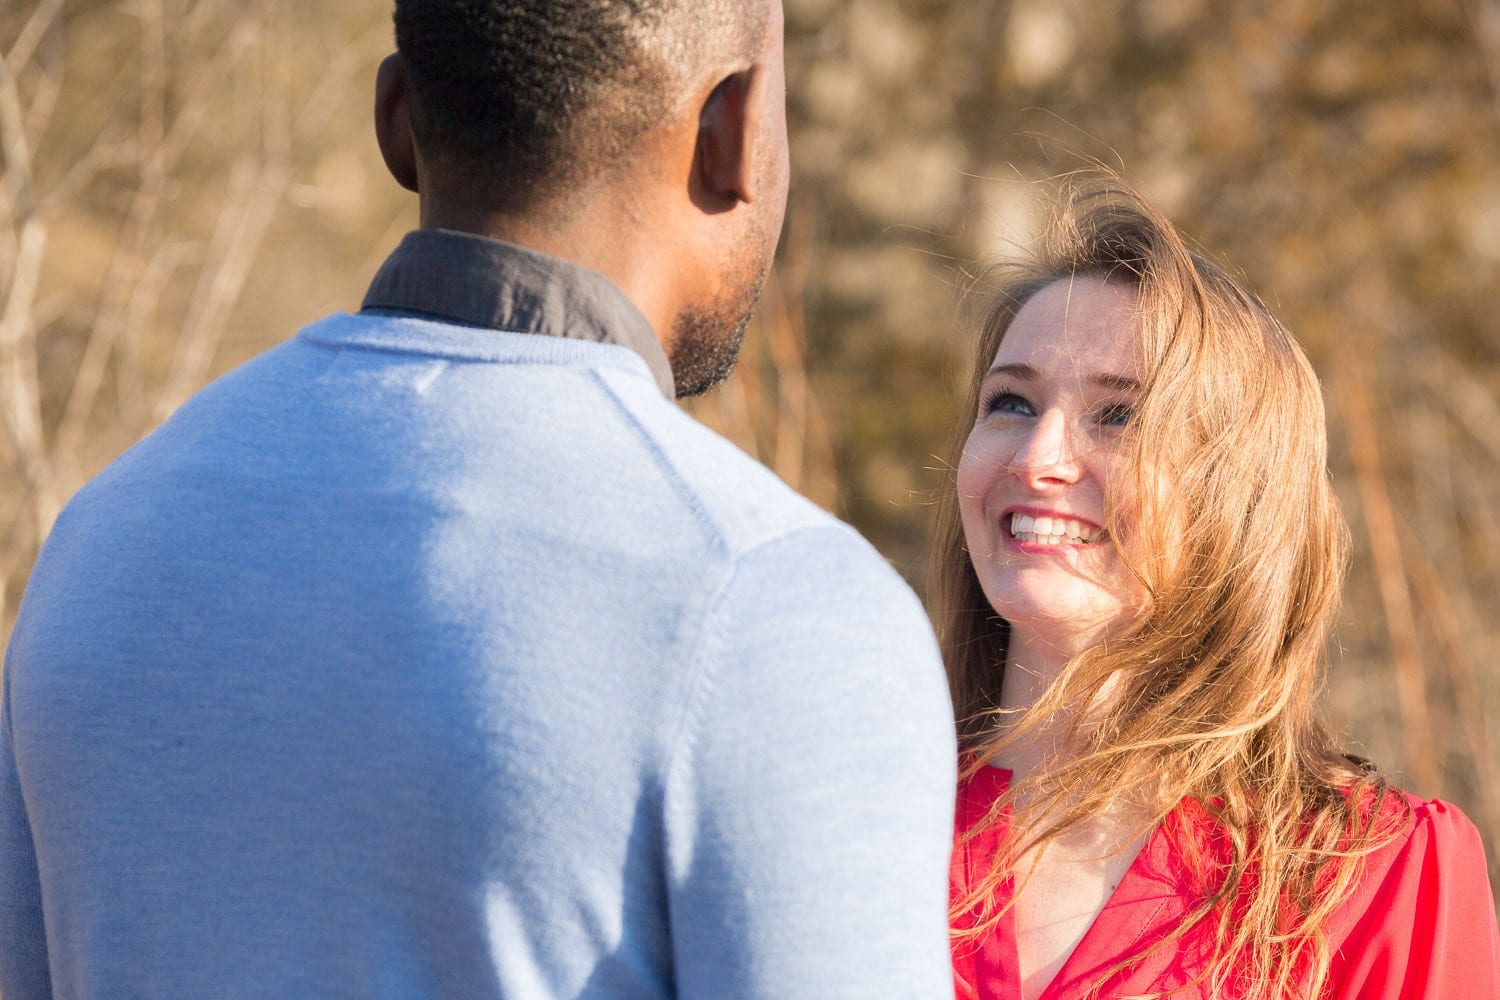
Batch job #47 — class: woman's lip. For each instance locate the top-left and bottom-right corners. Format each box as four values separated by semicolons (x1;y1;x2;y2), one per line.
1001;533;1093;554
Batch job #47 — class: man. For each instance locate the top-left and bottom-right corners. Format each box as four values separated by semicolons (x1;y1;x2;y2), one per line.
0;2;957;996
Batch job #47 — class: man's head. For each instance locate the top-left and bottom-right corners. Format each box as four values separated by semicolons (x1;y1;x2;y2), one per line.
376;0;790;396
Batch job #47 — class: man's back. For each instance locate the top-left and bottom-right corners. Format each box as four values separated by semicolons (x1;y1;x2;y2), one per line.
1;306;956;997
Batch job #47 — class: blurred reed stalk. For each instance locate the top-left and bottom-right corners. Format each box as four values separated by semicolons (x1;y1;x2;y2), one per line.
1336;356;1440;795
1412;353;1500;887
1463;0;1500;123
0;0;378;633
1336;344;1500;888
2;0;64;630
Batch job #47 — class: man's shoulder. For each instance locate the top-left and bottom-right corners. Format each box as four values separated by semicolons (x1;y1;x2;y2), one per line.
58;309;873;578
302;308;849;562
588;365;851;560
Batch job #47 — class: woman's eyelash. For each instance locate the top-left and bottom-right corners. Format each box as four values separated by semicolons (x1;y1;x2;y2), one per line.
977;387;1134;426
979;389;1032;416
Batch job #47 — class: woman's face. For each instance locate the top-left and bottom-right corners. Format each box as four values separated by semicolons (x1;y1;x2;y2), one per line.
957;276;1147;645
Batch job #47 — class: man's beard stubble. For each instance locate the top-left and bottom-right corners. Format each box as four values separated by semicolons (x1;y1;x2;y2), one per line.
668;233;771;399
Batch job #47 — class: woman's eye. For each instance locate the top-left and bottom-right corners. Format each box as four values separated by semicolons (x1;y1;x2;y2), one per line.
1097;402;1133;427
982;391;1035;417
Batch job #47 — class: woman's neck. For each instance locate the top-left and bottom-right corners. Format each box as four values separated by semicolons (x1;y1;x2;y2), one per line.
991;624;1163;866
988;630;1063;784
993;625;1117;786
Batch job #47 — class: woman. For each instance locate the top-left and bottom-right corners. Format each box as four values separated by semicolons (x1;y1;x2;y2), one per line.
932;177;1500;1000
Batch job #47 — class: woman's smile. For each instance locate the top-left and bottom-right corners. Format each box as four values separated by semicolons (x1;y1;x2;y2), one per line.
1002;508;1107;548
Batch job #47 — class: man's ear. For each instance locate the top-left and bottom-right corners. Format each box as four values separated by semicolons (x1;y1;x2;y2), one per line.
694;64;769;209
374;53;420;194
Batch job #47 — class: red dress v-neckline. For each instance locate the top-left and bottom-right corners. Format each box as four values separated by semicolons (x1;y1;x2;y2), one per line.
950;765;1198;1000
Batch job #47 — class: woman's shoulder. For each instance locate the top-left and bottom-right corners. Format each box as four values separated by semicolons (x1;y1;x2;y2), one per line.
1355;787;1487;874
1324;788;1499;998
1322;782;1488;921
955;762;1010;818
1403;790;1481;829
1371;788;1490;892
951;763;1013;891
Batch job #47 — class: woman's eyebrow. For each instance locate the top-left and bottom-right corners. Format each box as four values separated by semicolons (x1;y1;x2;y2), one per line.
983;364;1139;393
985;363;1038;380
1092;373;1140;392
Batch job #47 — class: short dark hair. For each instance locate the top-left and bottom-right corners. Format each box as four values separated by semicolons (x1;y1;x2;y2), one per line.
394;0;763;211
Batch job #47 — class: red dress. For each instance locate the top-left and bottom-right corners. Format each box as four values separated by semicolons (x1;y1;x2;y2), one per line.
951;766;1500;999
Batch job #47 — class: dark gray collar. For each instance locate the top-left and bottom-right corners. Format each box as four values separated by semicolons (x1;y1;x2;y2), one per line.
361;228;675;398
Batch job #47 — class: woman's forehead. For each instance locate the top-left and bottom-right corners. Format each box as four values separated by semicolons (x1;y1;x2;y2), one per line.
992;276;1144;379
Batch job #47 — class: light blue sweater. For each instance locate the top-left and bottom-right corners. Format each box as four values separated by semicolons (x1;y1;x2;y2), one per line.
1;265;957;998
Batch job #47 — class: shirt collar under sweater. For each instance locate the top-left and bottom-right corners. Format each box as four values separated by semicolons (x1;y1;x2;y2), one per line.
361;228;676;399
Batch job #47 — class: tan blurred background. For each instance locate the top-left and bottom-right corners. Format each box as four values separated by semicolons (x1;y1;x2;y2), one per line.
3;0;1498;904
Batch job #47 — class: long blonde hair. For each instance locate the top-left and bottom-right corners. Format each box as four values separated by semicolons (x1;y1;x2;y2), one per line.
934;176;1401;999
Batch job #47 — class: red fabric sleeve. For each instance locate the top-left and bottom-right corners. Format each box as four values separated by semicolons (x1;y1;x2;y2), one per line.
1326;798;1500;999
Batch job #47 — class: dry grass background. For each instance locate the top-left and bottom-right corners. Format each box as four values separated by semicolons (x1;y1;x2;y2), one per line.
3;0;1498;922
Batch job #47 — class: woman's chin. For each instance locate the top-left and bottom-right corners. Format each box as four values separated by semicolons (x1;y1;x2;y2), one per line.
993;597;1133;652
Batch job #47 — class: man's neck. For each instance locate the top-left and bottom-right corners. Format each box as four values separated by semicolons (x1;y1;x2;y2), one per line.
417;195;677;349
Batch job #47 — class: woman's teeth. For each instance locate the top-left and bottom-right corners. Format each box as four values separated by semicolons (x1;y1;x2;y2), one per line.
1009;513;1103;545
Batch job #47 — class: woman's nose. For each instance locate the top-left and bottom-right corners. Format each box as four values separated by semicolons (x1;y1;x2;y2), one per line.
1009;410;1082;486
